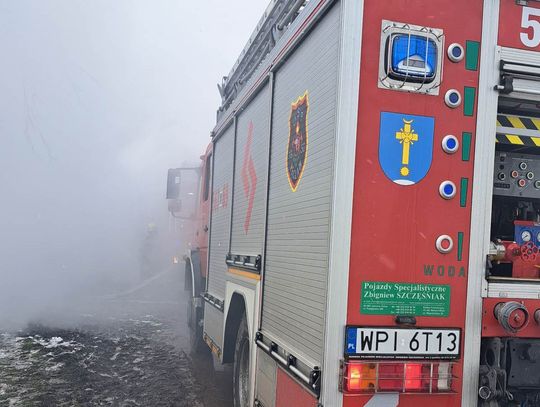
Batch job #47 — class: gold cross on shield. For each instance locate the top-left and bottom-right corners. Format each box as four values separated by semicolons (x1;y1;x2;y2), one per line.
395;119;418;177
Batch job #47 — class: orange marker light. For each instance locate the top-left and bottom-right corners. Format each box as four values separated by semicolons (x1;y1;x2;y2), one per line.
345;363;376;392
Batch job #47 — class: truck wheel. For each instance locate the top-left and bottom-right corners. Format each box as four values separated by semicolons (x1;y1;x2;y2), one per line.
188;296;207;354
233;315;250;407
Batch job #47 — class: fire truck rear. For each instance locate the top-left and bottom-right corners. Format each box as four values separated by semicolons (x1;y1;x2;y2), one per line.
167;1;540;405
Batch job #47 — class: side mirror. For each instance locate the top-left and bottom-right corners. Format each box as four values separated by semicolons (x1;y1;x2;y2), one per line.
166;167;200;219
166;168;182;199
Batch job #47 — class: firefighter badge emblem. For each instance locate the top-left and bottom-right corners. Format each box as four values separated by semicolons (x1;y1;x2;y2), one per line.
287;92;309;192
379;112;434;185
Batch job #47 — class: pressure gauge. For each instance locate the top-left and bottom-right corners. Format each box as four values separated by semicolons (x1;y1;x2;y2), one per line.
522;230;532;242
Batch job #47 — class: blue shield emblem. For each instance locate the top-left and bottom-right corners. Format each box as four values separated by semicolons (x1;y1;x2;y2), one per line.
379;112;434;185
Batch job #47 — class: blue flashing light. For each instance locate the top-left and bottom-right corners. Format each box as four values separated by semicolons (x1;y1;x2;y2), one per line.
452;46;462;58
440;180;457;199
449;92;460;104
446;138;457;150
442;135;459;154
390;34;437;81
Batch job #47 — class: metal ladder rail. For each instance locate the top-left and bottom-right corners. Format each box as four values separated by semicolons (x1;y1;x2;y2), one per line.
217;0;310;115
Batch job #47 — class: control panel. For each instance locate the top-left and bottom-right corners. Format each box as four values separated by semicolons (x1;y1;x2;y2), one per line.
493;151;540;199
515;220;540;246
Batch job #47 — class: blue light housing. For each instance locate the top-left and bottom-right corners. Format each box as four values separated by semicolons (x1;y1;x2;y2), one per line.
388;34;437;82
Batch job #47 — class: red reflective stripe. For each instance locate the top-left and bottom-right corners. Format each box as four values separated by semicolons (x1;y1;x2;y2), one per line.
404;363;423;391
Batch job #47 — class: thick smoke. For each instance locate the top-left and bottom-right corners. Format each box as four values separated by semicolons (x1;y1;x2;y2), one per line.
0;0;268;328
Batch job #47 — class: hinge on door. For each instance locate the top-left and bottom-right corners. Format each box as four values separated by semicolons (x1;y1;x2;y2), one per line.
495;74;514;95
201;292;224;311
255;331;322;397
226;253;261;272
516;0;540;5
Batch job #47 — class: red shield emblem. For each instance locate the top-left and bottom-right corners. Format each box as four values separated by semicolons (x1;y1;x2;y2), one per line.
287;92;309;192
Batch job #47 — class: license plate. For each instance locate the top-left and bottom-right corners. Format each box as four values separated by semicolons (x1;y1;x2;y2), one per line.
345;326;461;359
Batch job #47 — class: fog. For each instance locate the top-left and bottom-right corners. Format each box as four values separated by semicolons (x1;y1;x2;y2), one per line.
0;0;268;327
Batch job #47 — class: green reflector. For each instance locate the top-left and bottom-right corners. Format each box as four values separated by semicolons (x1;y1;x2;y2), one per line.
464;87;476;116
457;232;464;261
460;178;469;208
465;41;479;71
462;132;472;161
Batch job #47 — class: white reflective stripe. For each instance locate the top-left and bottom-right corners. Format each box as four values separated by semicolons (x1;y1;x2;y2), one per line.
438;362;451;391
320;0;364;405
365;393;399;407
462;0;500;405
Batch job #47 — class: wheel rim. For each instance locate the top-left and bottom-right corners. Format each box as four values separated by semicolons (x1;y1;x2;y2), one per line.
238;338;249;407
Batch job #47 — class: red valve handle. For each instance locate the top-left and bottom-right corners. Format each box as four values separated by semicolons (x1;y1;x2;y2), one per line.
520;241;539;262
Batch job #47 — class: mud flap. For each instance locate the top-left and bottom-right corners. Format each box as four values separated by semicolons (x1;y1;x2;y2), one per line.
189;249;204;297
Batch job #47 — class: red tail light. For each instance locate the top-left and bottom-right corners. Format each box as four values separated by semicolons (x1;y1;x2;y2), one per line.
342;361;456;394
404;363;424;391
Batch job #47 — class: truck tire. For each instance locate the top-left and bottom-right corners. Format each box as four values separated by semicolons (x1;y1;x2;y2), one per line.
233;314;250;407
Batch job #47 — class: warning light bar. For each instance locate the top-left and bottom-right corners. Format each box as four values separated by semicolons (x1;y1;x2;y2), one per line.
341;361;456;394
388;34;437;82
378;20;443;95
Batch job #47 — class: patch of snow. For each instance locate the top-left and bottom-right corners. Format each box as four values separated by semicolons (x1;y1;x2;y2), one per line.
31;336;80;349
140;320;162;327
45;362;64;372
99;373;113;378
9;397;21;406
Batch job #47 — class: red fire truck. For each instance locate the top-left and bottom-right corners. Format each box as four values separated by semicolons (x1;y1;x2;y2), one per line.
167;1;540;405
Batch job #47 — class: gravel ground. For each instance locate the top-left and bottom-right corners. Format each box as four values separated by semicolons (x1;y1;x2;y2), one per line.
0;268;233;407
